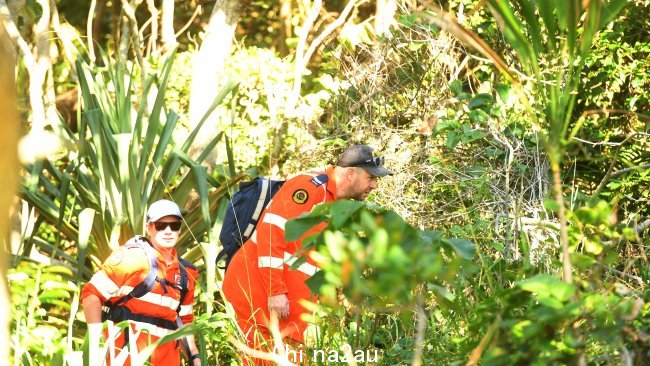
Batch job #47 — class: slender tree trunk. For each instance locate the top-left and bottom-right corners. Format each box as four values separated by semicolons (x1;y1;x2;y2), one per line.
278;0;292;57
31;0;51;131
91;0;106;55
375;0;397;35
188;0;246;165
160;0;176;50
0;22;20;366
552;161;573;284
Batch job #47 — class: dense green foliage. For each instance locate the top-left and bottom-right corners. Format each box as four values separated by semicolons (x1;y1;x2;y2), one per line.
5;0;649;365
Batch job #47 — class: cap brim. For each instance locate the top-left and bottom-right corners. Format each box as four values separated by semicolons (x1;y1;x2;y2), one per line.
147;213;182;223
361;165;393;177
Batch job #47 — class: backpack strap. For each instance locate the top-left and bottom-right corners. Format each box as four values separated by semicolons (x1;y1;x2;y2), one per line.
176;257;196;359
177;258;195;309
309;173;328;187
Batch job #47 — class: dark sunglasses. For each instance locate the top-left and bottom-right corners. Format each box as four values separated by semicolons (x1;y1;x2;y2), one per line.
356;156;384;167
152;221;182;231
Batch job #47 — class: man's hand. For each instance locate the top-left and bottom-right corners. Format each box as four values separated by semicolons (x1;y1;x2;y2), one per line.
268;294;290;318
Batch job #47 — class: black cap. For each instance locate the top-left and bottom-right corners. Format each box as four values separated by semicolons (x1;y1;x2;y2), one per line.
337;144;393;177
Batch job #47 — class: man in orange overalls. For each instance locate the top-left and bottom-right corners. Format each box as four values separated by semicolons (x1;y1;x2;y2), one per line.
82;199;201;365
222;145;393;365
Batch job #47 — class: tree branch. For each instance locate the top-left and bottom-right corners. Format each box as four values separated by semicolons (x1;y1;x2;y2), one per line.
289;0;363;112
592;133;639;197
87;0;97;62
611;164;650;179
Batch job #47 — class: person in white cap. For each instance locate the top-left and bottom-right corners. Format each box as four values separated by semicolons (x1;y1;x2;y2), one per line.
81;199;201;365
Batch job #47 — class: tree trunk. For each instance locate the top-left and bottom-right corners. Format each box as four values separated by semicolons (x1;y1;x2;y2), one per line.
552;161;573;284
160;0;176;50
278;0;292;57
31;0;52;131
188;0;246;166
145;0;159;55
0;22;20;366
375;0;397;35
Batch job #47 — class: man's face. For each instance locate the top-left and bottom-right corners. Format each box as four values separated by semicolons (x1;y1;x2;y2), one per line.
347;167;378;201
147;215;181;249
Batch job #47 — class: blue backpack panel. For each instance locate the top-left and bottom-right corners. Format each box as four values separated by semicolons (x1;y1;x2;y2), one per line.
217;178;285;269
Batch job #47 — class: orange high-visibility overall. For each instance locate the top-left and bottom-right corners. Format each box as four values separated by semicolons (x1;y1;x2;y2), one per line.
81;245;197;366
222;167;337;364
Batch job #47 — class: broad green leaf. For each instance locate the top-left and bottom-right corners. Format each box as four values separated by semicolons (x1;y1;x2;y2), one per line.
443;238;475;259
450;80;463;96
584;239;603;255
305;270;326;293
519;275;576;302
330;200;364;228
600;0;627;28
324;231;348;262
446;130;460;149
398;14;418;27
468;93;494;110
543;198;561;211
495;83;512;102
285;216;327;242
570;253;596;269
462;128;486;142
78;208;95;282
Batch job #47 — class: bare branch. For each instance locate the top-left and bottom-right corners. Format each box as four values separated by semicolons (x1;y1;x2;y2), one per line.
611;164;650;179
87;0;97;62
592;133;641;197
635;218;650;234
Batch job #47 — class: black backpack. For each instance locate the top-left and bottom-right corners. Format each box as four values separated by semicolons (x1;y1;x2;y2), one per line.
216;178;285;269
101;235;195;357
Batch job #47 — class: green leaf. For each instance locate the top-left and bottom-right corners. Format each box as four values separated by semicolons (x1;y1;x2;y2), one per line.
77;208;95;283
39;289;71;301
543;198;561;211
570;253;596;269
305;270;326;293
443;238;475;259
330;200;364;228
469;110;489;123
398;14;418;27
584;239;603;255
446;130;460;149
434;119;460;134
449;80;463;96
460;129;486;143
285;216;327;242
519;275;576;302
468;93;494;110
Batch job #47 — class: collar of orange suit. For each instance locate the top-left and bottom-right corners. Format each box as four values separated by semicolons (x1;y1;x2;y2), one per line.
325;166;338;200
152;246;179;268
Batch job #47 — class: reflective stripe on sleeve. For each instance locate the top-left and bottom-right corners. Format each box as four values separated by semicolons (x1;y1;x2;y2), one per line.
283;252;320;277
250;229;257;244
256;253;320;276
107;319;174;339
178;304;193;317
103;285;182;313
258;256;285;269
139;291;180;312
88;271;120;300
262;213;287;230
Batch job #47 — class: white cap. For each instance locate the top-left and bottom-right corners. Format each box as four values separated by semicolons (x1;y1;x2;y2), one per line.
146;199;182;223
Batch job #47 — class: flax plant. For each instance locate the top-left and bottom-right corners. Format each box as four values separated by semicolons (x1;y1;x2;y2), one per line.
419;0;627;283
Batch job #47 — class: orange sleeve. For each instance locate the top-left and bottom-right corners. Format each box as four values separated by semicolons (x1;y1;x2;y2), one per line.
255;174;328;297
81;246;148;304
